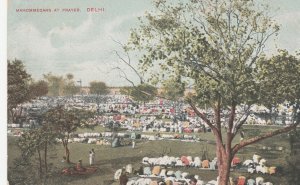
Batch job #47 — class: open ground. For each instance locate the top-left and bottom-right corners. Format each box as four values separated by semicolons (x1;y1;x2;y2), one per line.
8;125;298;185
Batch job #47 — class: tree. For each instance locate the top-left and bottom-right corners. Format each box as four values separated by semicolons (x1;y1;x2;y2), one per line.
43;73;64;96
43;73;79;96
64;73;80;96
286;129;300;184
257;50;300;124
44;106;94;163
10;118;57;185
120;84;157;104
29;80;49;99
16;124;56;180
126;0;299;184
89;81;109;95
7;59;31;123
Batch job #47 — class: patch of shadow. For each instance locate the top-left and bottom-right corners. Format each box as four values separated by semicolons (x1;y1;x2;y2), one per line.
102;180;115;185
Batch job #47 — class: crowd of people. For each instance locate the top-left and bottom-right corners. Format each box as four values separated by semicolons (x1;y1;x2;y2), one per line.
8;94;286;185
9;94;294;131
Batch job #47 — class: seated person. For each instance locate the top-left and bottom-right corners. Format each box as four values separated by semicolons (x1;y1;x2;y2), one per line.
119;171;129;185
75;160;85;172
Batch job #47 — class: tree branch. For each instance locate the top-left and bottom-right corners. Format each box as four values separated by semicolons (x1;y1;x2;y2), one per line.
187;99;213;128
226;102;236;152
233;105;252;135
110;36;144;83
113;67;136;87
188;99;225;148
232;122;299;154
113;50;144;84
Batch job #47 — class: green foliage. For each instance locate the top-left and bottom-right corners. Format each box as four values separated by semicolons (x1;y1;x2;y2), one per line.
15;122;57;183
17;126;56;161
29;80;49;99
44;106;94;137
18;129;43;161
257;50;300;107
8;158;40;185
7;59;31;122
120;84;157;103
161;77;185;101
63;73;80;96
43;73;64;96
43;73;80;96
256;50;300;123
126;0;280;108
286;130;300;184
120;86;132;96
89;81;109;95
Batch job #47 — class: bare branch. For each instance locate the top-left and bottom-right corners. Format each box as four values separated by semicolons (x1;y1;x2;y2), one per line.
112;67;136;87
248;30;278;67
113;50;144;84
109;36;124;48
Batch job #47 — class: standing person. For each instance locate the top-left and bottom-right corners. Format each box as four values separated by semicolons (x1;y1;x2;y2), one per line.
240;130;245;141
89;151;93;166
91;148;95;165
131;132;136;148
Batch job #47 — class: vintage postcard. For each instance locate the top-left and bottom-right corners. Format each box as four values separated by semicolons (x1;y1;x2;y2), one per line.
6;0;300;185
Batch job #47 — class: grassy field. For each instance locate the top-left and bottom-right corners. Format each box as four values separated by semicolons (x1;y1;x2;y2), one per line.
7;125;297;185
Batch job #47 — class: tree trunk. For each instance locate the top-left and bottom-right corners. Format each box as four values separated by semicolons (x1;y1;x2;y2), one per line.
218;160;231;185
19;106;23;120
218;153;232;184
9;109;15;123
216;144;232;185
174;101;176;118
44;141;48;174
65;144;70;163
37;147;43;178
97;94;100;114
268;108;273;125
62;135;71;163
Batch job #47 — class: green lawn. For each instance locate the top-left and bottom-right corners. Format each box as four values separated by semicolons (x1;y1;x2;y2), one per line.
7;125;297;185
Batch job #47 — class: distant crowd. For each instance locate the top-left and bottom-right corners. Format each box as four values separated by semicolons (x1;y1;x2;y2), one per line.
8;94;294;129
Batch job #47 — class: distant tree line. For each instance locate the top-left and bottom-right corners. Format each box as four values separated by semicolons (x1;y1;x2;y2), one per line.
7;59;110;123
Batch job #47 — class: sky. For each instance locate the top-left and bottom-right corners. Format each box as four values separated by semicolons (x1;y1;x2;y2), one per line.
7;0;300;86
